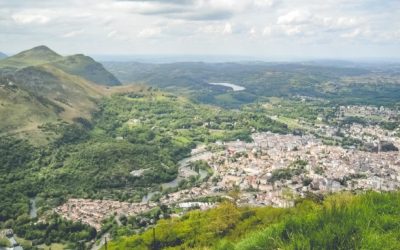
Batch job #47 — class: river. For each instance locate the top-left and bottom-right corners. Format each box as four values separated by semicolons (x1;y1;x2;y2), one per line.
141;151;212;203
208;82;245;91
29;197;37;219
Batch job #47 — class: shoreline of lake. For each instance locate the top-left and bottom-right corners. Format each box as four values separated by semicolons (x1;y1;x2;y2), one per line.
208;82;245;91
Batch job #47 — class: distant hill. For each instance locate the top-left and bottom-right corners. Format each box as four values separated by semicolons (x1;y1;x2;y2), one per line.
54;54;121;86
0;45;62;68
104;61;400;107
0;52;7;59
0;45;121;86
0;46;125;142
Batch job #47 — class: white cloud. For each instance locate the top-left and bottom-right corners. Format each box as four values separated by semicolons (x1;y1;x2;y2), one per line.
277;10;312;25
341;29;361;38
137;27;162;38
262;26;273;36
249;27;257;37
107;30;117;38
340;28;371;39
12;12;51;24
62;29;84;38
282;25;303;36
198;22;234;35
253;0;276;8
1;0;400;58
223;22;233;35
321;16;361;31
275;9;364;39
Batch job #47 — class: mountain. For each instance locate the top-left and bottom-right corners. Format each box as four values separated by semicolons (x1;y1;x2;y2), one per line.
0;66;103;143
0;45;62;68
0;46;124;142
0;45;121;86
0;52;7;59
0;77;60;143
54;54;121;86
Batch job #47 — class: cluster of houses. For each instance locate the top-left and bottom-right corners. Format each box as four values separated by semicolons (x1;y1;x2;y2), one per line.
54;199;157;231
345;124;399;148
338;105;399;121
54;124;400;230
200;133;400;206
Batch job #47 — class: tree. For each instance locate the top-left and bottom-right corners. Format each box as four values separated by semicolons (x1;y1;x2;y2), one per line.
0;238;11;247
227;186;241;205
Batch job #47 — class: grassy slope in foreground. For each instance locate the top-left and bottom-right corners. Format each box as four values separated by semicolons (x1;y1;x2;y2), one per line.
106;191;400;250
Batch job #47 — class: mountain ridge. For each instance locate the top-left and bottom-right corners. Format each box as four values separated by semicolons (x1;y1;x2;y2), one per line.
0;46;129;143
53;54;121;86
0;45;62;68
0;45;121;86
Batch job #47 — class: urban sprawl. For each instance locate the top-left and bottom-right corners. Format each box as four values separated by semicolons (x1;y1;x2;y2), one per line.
55;105;400;231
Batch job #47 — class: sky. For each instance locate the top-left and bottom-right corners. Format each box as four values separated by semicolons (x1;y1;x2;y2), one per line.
1;0;400;60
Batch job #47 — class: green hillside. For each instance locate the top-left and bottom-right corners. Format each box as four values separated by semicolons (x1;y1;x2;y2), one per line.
106;191;400;250
104;61;400;107
0;45;121;86
54;54;121;86
0;46;122;142
0;89;289;234
0;77;59;143
0;64;102;140
0;45;62;69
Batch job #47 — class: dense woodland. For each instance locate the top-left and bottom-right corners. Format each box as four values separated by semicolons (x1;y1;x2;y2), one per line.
105;62;400;107
1;87;399;248
0;89;290;247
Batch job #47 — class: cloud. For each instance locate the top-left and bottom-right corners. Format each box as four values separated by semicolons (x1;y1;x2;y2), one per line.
12;12;51;24
248;27;257;38
0;0;400;58
117;0;194;4
277;10;312;25
274;9;364;38
223;22;233;35
137;27;162;38
62;29;84;38
198;22;233;35
104;0;276;21
107;30;117;38
340;28;371;39
320;16;361;31
262;26;273;36
171;9;233;21
253;0;276;8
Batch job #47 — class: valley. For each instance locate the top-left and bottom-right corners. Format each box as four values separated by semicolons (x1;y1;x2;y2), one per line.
2;0;400;249
0;46;400;250
52;105;400;238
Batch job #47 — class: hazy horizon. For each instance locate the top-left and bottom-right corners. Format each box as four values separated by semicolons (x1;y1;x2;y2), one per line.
3;47;400;64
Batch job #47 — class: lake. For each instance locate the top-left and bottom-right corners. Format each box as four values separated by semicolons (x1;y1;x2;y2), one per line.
208;82;245;91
